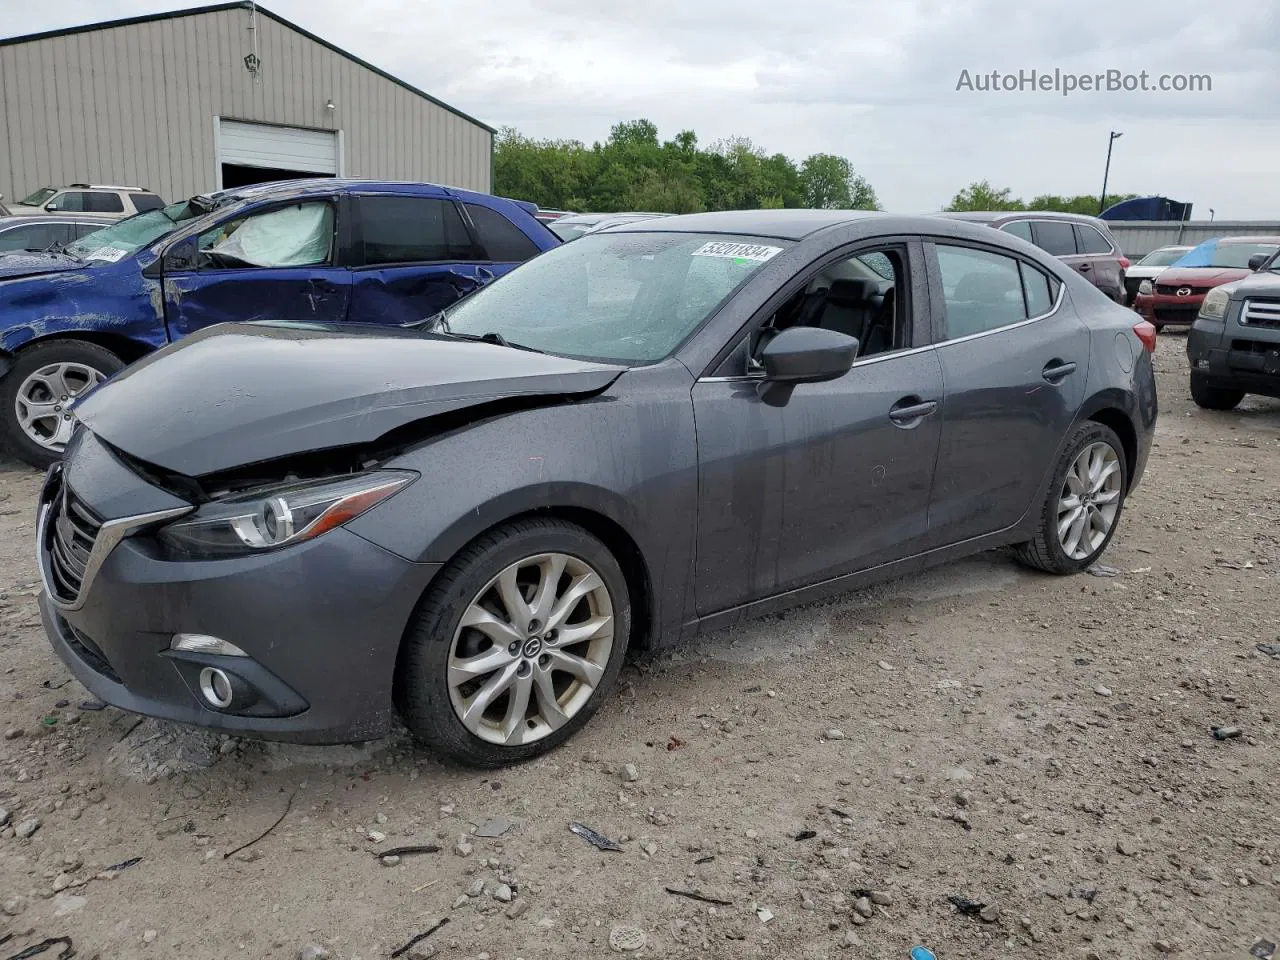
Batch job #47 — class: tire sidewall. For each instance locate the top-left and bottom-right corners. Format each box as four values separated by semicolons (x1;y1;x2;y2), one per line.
0;340;123;469
399;520;631;767
1040;422;1129;574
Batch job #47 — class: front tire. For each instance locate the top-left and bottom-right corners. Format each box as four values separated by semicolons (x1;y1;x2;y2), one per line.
1014;422;1128;575
1189;373;1244;411
397;518;631;767
0;340;123;469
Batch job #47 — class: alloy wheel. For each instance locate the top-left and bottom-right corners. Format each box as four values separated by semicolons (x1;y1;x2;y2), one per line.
14;361;105;450
447;552;615;746
1057;441;1122;560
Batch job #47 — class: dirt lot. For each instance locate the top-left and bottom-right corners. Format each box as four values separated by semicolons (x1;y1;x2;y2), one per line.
0;335;1277;960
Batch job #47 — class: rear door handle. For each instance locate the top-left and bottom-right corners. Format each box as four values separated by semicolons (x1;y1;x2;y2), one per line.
1042;360;1078;384
888;397;939;427
1077;263;1092;272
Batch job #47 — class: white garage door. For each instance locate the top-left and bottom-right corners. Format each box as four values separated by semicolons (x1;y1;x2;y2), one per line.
218;120;339;175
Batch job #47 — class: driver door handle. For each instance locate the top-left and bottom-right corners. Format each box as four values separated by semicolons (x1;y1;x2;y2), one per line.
1042;360;1077;384
888;397;939;427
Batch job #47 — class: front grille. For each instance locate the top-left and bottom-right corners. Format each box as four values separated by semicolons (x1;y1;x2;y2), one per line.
1241;299;1280;329
1155;284;1208;297
44;476;102;605
63;620;121;683
1153;307;1198;325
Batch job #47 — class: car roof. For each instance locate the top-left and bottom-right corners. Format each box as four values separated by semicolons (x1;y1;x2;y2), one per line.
201;179;524;207
937;210;1110;226
0;214;114;226
604;208;890;240
1214;236;1280;244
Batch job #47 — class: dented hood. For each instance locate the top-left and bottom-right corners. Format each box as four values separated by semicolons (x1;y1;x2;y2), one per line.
73;321;624;476
0;251;87;282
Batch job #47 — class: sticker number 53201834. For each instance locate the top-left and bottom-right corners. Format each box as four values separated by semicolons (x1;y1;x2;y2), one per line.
691;241;782;262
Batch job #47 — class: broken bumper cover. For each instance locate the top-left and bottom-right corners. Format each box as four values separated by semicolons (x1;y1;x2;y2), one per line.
40;527;440;744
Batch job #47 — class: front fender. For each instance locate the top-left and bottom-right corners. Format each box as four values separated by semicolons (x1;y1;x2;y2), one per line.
0;263;167;356
345;366;699;640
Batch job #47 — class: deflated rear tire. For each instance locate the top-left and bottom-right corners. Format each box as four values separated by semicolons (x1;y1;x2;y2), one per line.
0;340;123;470
396;517;630;767
1014;422;1128;575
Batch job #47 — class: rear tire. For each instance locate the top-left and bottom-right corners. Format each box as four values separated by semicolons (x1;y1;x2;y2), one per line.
0;339;123;470
1189;373;1244;411
1014;422;1128;575
397;517;631;767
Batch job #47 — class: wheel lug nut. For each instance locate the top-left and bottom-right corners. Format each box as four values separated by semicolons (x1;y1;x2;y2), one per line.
527;619;540;634
517;662;531;677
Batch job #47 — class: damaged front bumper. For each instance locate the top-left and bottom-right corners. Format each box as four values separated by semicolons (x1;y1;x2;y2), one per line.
37;433;442;744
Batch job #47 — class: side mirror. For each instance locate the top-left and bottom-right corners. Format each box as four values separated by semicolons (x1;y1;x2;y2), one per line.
44;201;59;212
1248;253;1269;271
760;326;857;384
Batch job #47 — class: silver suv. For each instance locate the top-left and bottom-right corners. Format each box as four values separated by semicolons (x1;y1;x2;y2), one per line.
5;184;165;220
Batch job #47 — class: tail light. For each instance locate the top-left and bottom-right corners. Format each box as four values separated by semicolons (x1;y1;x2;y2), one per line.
1118;256;1131;269
1133;320;1157;353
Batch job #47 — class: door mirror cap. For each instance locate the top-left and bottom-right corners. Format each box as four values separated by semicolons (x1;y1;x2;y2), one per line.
44;201;59;211
760;326;858;384
1247;253;1269;271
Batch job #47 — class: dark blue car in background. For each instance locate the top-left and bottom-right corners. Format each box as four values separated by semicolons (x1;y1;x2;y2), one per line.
0;179;559;467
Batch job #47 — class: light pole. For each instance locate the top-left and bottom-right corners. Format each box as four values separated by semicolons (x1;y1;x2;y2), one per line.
1099;131;1123;214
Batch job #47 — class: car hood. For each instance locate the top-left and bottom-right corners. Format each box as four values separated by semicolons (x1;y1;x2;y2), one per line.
1155;267;1251;287
1224;270;1280;299
0;251;87;281
74;321;625;477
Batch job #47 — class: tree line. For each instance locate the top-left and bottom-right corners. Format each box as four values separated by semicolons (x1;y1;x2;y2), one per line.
943;180;1137;215
493;120;1136;217
493;119;879;214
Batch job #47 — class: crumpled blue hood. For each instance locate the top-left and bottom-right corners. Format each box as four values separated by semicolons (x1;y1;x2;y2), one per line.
0;251;86;282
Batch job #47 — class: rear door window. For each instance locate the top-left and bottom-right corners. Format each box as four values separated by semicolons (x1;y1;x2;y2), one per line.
936;245;1030;338
1074;224;1113;255
358;196;479;265
463;203;541;262
1031;220;1078;256
83;192;125;213
1001;220;1034;243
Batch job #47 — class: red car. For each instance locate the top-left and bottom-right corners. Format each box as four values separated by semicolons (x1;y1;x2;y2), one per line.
1134;236;1280;330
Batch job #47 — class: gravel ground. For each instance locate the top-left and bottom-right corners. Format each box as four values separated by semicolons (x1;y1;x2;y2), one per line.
0;334;1277;960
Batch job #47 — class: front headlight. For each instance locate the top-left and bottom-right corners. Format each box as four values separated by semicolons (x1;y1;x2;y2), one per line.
1198;286;1230;321
158;470;416;559
1137;279;1153;296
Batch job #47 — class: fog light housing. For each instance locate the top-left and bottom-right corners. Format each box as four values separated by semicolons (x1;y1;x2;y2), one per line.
199;667;235;708
172;634;247;656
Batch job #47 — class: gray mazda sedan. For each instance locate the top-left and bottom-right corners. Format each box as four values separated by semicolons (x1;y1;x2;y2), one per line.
36;210;1157;766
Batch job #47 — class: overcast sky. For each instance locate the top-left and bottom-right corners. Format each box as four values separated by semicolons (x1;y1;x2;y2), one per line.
7;0;1279;217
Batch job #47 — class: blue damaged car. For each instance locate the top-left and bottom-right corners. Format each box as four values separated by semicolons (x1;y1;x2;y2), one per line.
0;179;559;468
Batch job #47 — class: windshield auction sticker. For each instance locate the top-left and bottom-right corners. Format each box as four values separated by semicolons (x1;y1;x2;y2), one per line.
83;246;130;263
691;241;782;262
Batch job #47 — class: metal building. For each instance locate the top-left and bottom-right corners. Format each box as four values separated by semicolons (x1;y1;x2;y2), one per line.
0;1;494;207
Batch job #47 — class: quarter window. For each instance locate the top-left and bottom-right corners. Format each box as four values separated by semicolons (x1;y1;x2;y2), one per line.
937;245;1055;338
1075;224;1113;255
1031;220;1077;257
463;203;540;262
359;196;478;265
1021;262;1056;316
